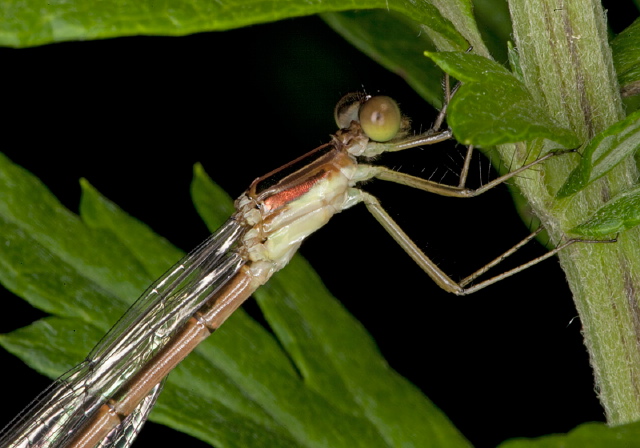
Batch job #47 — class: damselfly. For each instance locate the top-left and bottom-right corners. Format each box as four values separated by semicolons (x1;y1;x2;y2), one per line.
0;89;603;448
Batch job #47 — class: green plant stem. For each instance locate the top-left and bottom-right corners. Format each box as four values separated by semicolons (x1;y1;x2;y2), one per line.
506;0;640;424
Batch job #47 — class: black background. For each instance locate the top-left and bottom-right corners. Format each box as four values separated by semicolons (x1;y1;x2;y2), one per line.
0;3;638;447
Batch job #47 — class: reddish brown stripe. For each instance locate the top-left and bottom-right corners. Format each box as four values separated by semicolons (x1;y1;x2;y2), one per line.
263;170;329;212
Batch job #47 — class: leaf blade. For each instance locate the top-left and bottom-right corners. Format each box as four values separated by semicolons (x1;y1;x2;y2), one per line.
557;110;640;198
611;17;640;99
569;184;640;237
321;10;443;107
2;0;468;49
425;51;580;147
498;420;640;448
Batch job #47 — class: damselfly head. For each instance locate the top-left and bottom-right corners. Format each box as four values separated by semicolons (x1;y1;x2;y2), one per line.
334;92;410;143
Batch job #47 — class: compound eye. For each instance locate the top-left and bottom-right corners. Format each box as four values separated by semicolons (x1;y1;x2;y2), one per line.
334;92;367;129
359;96;401;142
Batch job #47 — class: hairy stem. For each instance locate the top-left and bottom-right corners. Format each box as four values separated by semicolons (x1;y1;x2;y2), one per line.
507;0;640;424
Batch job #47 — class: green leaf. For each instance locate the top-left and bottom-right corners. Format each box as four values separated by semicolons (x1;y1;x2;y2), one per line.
425;51;580;147
190;163;236;231
0;317;103;379
321;0;496;109
422;0;488;53
611;17;640;99
473;0;512;62
0;153;140;329
1;0;468;49
557;110;640;198
498;420;640;448
569;184;640;237
321;10;444;107
0;153;470;447
79;178;184;278
507;41;524;83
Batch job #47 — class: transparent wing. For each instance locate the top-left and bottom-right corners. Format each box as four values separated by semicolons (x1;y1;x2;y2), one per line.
98;382;165;448
1;217;248;448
